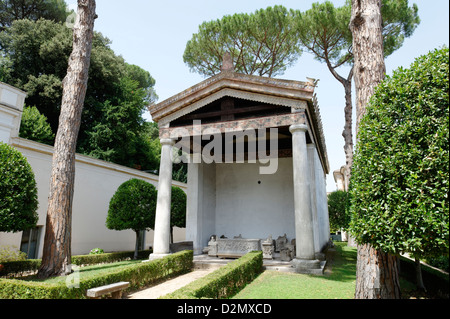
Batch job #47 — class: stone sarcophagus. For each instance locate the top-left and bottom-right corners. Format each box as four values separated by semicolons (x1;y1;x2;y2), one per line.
208;235;261;258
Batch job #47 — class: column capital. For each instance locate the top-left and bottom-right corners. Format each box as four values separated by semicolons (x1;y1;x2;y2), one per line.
289;124;308;134
160;138;175;146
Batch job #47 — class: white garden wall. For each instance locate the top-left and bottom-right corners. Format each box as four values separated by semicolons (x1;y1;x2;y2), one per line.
0;82;186;258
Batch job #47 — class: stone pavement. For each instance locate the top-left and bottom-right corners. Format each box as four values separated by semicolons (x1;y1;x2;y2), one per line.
126;268;217;299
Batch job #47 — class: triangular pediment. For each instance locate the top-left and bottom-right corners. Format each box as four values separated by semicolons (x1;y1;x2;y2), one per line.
148;71;316;125
148;71;329;174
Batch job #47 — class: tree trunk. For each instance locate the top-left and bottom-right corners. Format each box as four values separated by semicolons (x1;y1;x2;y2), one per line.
134;231;139;260
38;0;96;279
326;66;354;244
415;257;426;292
342;77;354;188
350;0;386;138
350;0;401;298
325;63;354;190
355;244;401;298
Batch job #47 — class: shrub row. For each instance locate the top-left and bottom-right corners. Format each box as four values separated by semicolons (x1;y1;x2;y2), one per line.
0;250;152;277
0;259;41;278
162;251;263;299
72;250;152;266
0;250;193;299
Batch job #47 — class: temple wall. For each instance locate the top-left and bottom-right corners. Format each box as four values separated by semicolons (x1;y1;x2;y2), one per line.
186;161;216;254
186;150;330;256
215;158;296;241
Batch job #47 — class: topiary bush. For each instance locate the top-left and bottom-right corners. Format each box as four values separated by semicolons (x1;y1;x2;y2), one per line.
107;178;157;259
328;190;350;233
0;142;38;233
349;47;449;260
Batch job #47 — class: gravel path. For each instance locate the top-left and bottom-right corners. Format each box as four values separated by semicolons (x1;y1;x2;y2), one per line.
126;269;216;299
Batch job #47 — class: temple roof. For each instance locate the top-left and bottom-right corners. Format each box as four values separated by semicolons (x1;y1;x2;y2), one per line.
148;67;329;174
148;70;316;123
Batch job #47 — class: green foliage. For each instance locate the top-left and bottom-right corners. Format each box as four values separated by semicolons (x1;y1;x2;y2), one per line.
19;106;55;145
0;245;27;262
328;190;350;232
426;255;449;273
0;19;158;172
184;5;302;78
124;63;158;103
106;179;157;233
0;142;38;233
296;0;420;66
171;187;186;229
349;47;449;259
381;0;420;56
89;248;104;255
71;250;151;267
162;251;263;299
0;55;12;81
0;250;192;299
0;0;69;31
233;243;357;299
296;1;353;69
83;77;151;169
0;259;41;277
0;249;152;277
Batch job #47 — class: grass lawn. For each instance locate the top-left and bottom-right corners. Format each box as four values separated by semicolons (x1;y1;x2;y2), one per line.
233;242;447;299
233;242;357;299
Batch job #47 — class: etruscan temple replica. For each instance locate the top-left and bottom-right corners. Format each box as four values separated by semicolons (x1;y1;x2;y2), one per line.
148;55;330;274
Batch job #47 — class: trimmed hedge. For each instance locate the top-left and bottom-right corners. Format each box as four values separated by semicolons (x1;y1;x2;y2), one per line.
71;250;152;266
161;251;263;299
0;259;41;278
0;250;193;299
0;250;152;278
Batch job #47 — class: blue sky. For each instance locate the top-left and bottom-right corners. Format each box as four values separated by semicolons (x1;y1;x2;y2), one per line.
67;0;449;191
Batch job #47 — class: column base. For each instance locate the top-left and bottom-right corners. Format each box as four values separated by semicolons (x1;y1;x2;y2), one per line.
291;258;326;275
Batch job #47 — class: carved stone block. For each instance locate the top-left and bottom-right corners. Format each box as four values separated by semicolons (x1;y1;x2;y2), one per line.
208;235;218;257
262;235;274;260
280;248;292;261
280;241;296;261
216;238;261;258
275;234;288;252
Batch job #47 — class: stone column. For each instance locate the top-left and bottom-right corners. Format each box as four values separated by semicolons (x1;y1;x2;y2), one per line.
307;144;320;256
150;138;175;259
289;124;321;273
185;159;203;255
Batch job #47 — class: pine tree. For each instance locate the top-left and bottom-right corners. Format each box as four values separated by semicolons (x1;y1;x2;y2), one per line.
38;0;96;279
